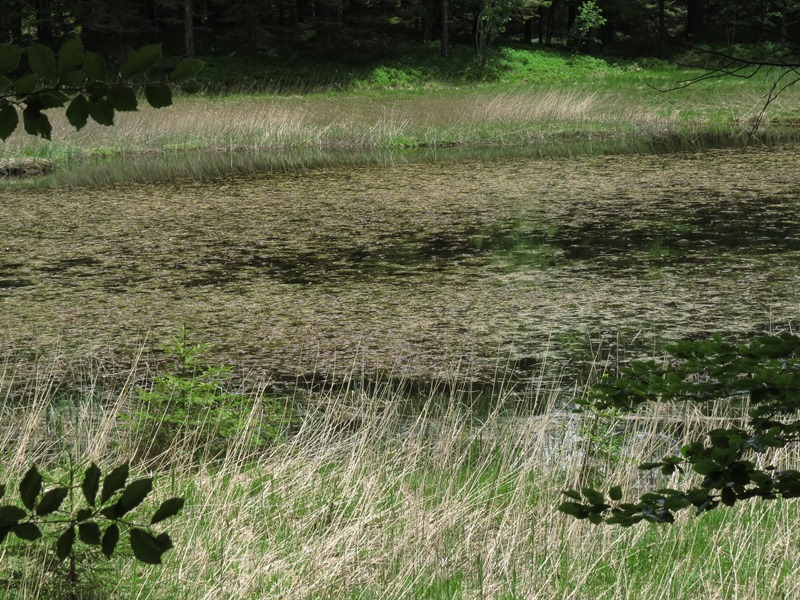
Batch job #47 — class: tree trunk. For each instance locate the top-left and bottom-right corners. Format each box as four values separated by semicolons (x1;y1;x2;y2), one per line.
422;0;433;42
658;0;665;56
381;0;388;58
523;18;532;44
538;5;545;44
184;0;195;57
317;0;333;53
567;0;578;32
35;0;53;44
247;2;261;51
440;0;450;57
686;0;704;38
0;0;24;43
546;1;557;45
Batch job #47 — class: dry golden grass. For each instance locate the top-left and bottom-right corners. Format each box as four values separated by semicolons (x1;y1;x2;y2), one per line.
2;358;800;599
0;86;678;160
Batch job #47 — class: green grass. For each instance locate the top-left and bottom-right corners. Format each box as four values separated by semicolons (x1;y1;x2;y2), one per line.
194;44;620;93
2;354;800;599
2;43;800;187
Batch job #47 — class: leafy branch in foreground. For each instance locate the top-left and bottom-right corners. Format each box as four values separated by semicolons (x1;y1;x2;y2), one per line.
0;37;203;141
0;462;184;568
560;332;800;526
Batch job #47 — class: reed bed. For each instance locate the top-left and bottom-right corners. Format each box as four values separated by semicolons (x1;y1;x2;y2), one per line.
4;65;800;188
0;85;728;161
1;357;799;599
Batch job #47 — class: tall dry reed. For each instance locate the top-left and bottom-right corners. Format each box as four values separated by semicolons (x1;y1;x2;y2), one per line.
1;358;799;599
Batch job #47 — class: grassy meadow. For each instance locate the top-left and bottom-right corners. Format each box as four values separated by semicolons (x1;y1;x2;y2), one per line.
2;44;800;186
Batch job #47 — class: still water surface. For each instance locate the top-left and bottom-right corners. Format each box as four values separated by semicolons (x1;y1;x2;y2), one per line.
2;145;799;388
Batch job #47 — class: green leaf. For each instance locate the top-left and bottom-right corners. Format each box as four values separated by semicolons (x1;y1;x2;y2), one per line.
14;73;39;95
154;532;173;552
0;484;4;499
27;44;58;81
57;37;84;75
36;487;68;516
692;459;721;476
721;487;737;507
170;58;204;82
101;524;119;558
88;98;114;127
82;463;101;507
0;75;12;92
108;85;138;111
66;94;89;130
22;106;52;139
581;487;605;505
84;52;106;81
0;44;22;74
179;80;202;94
609;486;623;501
101;503;123;520
664;497;692;510
101;463;129;503
558;501;587;518
0;505;27;527
130;528;165;564
86;82;109;101
56;526;76;560
587;512;604;524
19;465;42;511
120;44;162;79
78;522;102;545
144;83;172;109
60;70;86;88
0;102;18;141
76;508;93;521
23;94;42;111
14;522;42;541
119;478;153;513
150;497;185;524
37;91;69;109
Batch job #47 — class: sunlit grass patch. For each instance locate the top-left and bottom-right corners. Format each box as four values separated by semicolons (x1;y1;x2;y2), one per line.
3;353;800;599
3;54;800;187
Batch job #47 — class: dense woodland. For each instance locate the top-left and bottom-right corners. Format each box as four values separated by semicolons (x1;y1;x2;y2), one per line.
1;0;799;63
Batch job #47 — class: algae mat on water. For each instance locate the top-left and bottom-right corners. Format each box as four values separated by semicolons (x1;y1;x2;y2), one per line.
1;144;799;385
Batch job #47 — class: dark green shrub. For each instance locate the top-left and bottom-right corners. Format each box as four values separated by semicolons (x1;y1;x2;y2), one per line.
130;328;289;461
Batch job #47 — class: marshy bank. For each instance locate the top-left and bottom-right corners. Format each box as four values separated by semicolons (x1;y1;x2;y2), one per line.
3;52;800;187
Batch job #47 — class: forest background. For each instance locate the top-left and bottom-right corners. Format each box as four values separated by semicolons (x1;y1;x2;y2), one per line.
2;0;796;72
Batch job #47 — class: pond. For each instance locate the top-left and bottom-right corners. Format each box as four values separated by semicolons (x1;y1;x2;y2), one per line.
1;144;799;395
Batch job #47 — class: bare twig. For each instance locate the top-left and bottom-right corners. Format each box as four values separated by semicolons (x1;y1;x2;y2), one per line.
646;44;800;143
